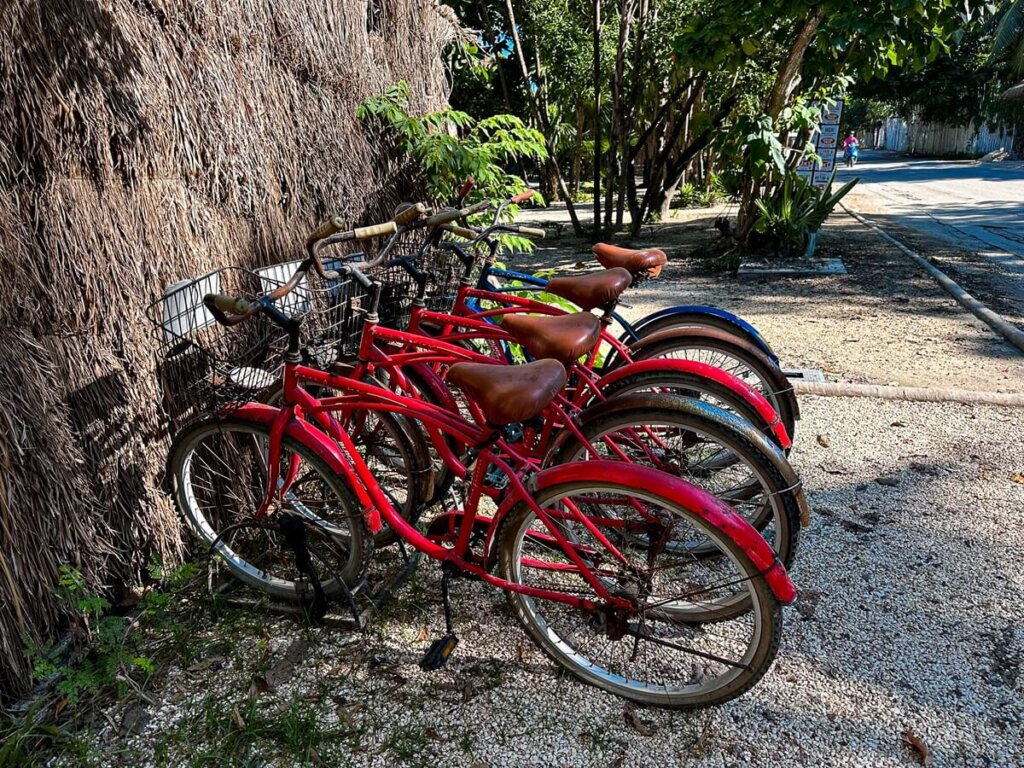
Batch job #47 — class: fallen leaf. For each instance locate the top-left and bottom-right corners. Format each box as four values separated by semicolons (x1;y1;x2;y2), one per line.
308;746;324;766
891;421;907;427
248;674;274;698
336;704;358;727
1011;472;1024;485
416;625;430;643
840;518;873;534
53;697;69;718
232;706;246;731
624;707;657;736
816;434;831;448
817;464;853;475
425;728;442;740
901;728;933;767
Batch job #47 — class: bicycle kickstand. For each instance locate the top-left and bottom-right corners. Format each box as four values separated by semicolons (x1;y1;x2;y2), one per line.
419;564;459;670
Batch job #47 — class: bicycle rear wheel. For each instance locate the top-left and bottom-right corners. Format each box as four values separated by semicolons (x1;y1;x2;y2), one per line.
624;331;798;441
496;478;783;709
168;417;371;601
264;378;431;547
547;395;801;568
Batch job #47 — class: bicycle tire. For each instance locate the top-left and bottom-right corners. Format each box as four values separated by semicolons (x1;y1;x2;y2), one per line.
496;477;783;708
619;313;774;364
168;416;371;600
547;395;801;570
627;332;798;441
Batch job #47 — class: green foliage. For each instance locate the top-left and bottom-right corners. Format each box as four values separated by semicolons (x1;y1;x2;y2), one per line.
753;170;858;256
993;0;1024;73
26;560;199;708
0;700;65;767
358;81;547;207
676;180;726;208
2;559;201;765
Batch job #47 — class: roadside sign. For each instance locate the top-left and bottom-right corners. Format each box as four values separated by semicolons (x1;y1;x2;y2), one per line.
795;98;844;185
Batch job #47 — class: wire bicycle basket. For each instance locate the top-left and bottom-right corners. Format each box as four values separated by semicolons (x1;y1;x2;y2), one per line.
147;265;369;428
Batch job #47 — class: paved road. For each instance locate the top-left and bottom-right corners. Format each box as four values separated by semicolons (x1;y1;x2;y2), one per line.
843;150;1024;318
843;150;1024;259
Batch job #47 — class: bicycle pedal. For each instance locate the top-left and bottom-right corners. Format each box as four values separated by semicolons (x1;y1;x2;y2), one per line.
419;633;459;670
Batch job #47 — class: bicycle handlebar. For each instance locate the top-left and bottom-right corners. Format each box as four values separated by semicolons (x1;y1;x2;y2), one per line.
457;177;476;201
203;293;258;326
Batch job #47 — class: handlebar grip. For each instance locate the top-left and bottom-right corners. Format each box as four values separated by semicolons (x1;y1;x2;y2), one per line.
426;208;464;227
463;200;491;215
306;215;346;247
457;177;476;199
354;221;399;239
205;294;252;315
393;202;427;226
444;224;479;239
510;190;535;204
517;226;546;239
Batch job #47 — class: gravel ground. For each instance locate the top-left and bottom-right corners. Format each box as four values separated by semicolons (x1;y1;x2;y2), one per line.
52;398;1024;768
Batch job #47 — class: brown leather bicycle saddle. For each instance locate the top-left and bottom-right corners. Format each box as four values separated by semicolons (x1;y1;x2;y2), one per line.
447;359;567;425
501;312;601;364
592;243;667;276
545;267;632;311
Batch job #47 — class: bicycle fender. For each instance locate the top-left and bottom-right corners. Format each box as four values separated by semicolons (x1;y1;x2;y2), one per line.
627;326;799;422
232;403;384;533
631;306;779;364
545;393;808;527
594;358;791;449
489;461;796;605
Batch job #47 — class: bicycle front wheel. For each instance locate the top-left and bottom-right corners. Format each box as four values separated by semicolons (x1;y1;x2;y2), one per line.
168;417;371;601
496;478;783;709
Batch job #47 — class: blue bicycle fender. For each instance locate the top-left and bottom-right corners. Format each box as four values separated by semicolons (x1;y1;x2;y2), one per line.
632;306;779;364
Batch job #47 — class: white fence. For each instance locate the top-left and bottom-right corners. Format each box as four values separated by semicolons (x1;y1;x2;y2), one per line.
863;117;1015;157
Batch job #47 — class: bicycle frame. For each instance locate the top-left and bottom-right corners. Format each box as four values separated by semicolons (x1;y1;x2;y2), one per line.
401;281;791;450
251;358;673;614
240;356;796;608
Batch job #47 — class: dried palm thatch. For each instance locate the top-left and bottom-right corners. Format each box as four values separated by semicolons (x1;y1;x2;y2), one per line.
0;0;461;701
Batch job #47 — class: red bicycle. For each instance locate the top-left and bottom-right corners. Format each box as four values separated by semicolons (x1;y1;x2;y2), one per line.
160;231;797;708
274;215;806;567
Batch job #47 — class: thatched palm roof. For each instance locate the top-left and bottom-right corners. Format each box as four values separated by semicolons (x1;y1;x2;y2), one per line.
1003;80;1024;100
0;0;459;702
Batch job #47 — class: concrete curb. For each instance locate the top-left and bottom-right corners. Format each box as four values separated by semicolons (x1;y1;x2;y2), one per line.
792;380;1024;407
841;203;1024;355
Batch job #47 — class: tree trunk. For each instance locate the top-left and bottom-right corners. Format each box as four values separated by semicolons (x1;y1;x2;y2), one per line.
631;89;735;236
612;0;638;231
571;96;585;194
736;8;826;246
503;0;584;234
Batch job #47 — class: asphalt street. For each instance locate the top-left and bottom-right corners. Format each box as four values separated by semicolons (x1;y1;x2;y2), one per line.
843;150;1024;315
